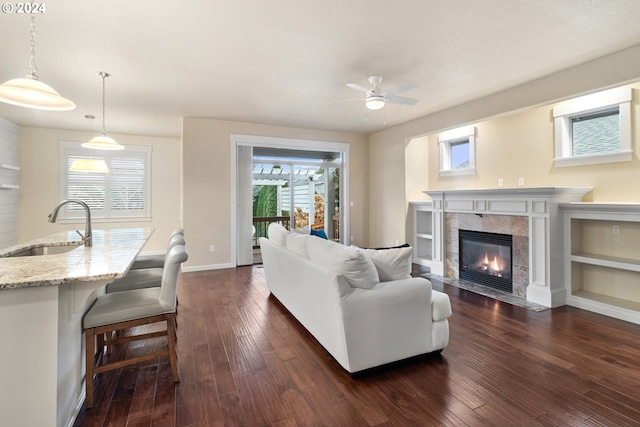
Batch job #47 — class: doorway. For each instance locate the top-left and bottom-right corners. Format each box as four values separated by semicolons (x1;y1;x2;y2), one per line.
232;135;349;266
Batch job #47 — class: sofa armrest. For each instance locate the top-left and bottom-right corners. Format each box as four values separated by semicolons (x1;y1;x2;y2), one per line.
340;277;435;372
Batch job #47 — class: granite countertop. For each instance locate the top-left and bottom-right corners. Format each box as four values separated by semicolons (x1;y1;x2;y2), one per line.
0;228;154;290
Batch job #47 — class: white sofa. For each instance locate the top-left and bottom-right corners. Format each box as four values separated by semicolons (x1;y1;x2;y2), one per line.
259;223;452;374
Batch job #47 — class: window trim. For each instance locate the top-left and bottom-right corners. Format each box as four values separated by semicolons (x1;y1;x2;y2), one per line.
438;125;476;177
58;141;152;223
553;87;632;168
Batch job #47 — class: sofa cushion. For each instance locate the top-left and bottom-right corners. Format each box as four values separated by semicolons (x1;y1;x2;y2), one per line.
431;291;452;321
353;245;413;282
286;232;310;258
306;237;380;289
268;223;289;246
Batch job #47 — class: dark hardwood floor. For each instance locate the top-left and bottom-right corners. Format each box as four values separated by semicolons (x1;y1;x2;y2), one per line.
74;265;640;426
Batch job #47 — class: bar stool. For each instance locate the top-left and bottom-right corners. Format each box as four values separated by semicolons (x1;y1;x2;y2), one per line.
83;244;188;409
106;232;185;293
130;228;184;270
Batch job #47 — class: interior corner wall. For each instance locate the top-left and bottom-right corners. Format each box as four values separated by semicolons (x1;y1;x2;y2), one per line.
18;127;181;252
367;45;640;249
181;117;368;270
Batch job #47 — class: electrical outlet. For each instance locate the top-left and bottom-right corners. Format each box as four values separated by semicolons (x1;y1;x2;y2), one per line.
518;177;525;187
498;178;504;187
612;225;620;235
209;245;215;252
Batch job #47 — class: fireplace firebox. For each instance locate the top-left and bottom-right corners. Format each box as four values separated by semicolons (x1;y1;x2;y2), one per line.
459;229;513;293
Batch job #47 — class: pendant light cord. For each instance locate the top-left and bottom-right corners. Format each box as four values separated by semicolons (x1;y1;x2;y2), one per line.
28;13;38;79
97;72;111;136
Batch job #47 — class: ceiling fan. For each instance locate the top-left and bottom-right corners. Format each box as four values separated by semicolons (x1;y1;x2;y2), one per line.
345;75;418;110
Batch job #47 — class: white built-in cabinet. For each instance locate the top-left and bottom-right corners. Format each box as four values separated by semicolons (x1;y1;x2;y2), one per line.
410;201;433;267
0;117;20;248
562;203;640;325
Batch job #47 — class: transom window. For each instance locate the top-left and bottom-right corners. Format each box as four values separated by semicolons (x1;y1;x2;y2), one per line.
553;87;632;167
59;141;152;221
438;125;476;177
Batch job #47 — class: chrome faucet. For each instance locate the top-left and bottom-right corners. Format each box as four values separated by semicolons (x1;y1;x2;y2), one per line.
48;199;93;247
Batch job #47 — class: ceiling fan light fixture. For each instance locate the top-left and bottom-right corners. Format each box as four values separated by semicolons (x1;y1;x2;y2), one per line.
365;95;385;110
0;15;75;111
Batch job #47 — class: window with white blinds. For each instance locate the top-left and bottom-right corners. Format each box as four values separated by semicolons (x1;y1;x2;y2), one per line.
59;141;151;220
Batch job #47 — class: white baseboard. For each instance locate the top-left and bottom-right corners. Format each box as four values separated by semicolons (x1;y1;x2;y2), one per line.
182;262;235;272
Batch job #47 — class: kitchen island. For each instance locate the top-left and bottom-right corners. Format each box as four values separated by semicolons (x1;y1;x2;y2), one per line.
0;228;153;427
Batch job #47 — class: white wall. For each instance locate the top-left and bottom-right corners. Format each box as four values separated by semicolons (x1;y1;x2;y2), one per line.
18;127;181;253
0;117;20;248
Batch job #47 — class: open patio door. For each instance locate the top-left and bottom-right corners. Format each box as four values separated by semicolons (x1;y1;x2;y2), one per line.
232;135;349;267
236;144;254;266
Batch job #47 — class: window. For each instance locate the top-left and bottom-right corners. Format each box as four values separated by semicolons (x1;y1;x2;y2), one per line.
439;125;476;176
59;141;152;221
553;86;632;167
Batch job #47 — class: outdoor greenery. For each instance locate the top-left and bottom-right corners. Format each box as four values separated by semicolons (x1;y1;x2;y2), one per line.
253;185;278;217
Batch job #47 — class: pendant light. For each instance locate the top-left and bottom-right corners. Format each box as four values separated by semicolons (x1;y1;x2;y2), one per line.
0;14;75;111
70;115;109;173
82;72;124;150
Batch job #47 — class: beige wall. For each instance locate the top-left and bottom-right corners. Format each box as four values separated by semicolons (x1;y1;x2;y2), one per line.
182;118;368;270
428;83;640;200
19;127;181;253
368;46;640;248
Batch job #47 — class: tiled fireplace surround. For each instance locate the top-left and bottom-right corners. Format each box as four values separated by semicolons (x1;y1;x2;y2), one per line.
445;212;529;297
424;187;592;308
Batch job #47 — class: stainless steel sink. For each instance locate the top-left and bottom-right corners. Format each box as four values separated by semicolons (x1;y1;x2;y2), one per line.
5;244;82;257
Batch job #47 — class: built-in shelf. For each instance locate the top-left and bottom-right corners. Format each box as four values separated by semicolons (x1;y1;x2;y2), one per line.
562;202;640;325
1;164;20;171
570;252;640;272
411;202;433;267
0;184;19;189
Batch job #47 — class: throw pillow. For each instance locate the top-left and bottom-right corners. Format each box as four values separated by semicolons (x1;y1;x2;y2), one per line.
292;226;310;235
310;228;328;239
286;232;310;258
267;223;289;246
352;244;413;282
306;237;380;289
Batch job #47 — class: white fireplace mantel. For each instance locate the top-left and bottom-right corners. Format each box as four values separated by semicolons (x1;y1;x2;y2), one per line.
423;187;592;308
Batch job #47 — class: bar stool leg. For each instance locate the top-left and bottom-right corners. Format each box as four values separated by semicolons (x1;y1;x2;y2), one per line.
85;328;96;409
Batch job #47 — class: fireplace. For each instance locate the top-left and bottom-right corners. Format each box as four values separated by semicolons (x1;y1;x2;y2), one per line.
459;229;513;293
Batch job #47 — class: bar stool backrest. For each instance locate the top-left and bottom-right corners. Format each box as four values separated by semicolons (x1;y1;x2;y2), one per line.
159;244;188;310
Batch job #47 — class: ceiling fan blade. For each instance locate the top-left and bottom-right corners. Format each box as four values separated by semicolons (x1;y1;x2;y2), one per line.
385;95;418;105
383;81;417;96
346;83;371;95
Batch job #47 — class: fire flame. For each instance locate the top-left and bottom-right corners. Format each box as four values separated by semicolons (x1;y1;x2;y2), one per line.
481;253;503;272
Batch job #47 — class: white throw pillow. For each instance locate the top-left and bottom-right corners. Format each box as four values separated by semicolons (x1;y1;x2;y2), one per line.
267;223;289;246
286;233;310;258
292;226;310;235
353;245;413;281
307;237;380;289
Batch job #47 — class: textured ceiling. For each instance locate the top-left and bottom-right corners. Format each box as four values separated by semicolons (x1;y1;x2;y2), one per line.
1;0;640;138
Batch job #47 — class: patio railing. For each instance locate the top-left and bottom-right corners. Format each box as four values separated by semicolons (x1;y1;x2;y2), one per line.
252;215;340;248
253;216;290;248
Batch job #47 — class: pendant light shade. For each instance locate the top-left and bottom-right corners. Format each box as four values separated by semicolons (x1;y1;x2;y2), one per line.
69;158;109;173
0;15;75;111
82;71;124;150
0;77;76;110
